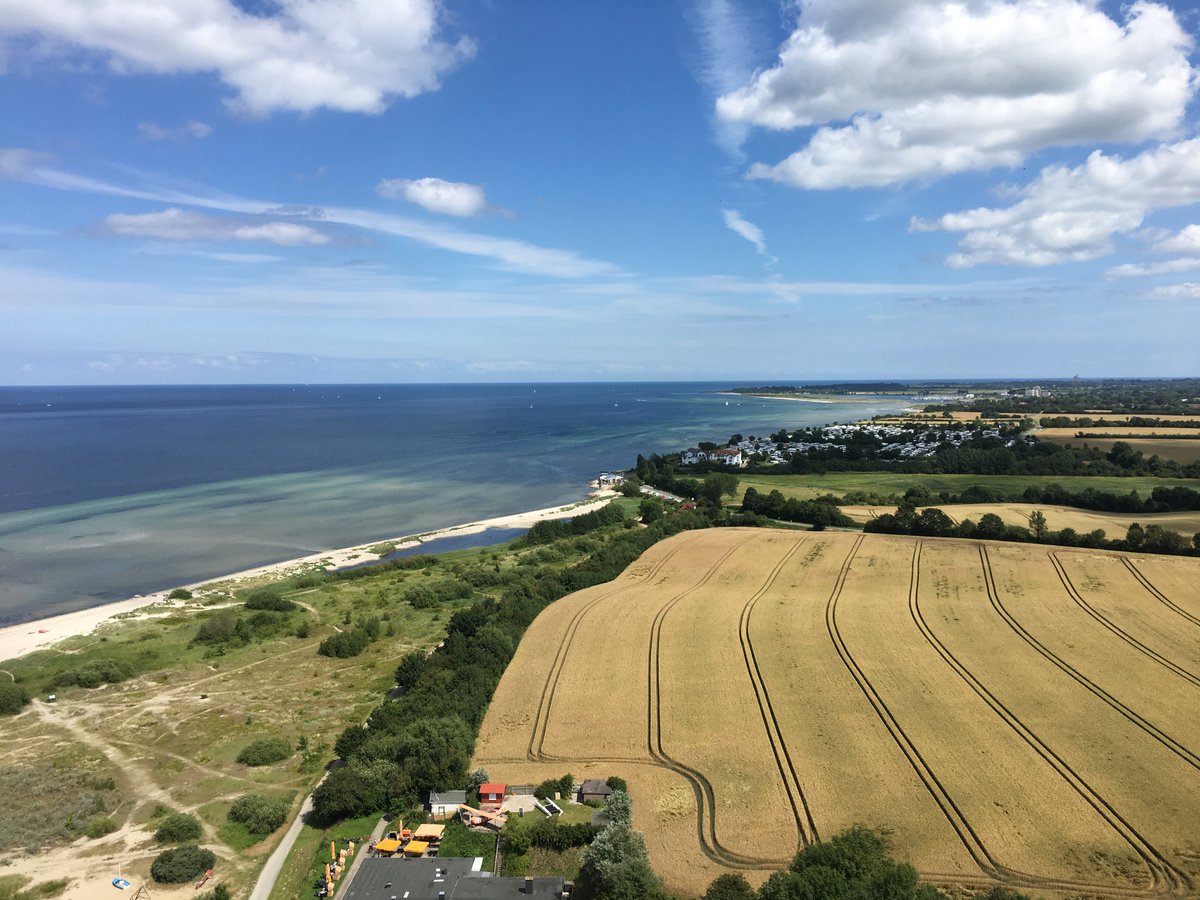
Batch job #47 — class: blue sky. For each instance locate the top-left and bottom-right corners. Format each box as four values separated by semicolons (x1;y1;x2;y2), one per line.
2;0;1199;384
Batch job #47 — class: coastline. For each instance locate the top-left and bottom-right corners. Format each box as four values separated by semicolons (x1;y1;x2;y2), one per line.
0;489;614;662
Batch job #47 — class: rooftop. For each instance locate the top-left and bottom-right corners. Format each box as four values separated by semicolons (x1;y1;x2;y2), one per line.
341;857;566;899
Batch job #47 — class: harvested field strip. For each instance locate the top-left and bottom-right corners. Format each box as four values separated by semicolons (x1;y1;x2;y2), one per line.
736;538;819;846
1050;553;1200;687
750;537;978;878
834;536;1151;889
915;542;1185;894
1122;559;1200;629
978;547;1200;772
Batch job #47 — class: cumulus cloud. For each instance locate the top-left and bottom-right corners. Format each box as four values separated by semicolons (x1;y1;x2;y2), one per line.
376;177;488;217
911;139;1200;267
103;208;331;246
722;209;771;258
0;0;474;115
138;120;212;141
717;0;1193;189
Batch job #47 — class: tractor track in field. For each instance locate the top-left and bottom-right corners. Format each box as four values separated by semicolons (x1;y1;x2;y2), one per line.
736;537;821;847
979;546;1200;772
1121;557;1200;629
646;534;788;869
526;540;689;761
828;536;1173;898
1049;552;1200;689
914;542;1189;895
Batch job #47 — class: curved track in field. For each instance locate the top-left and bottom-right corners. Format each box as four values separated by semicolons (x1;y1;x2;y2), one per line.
1049;552;1200;689
979;547;1200;772
736;538;821;847
1121;557;1200;630
912;542;1189;895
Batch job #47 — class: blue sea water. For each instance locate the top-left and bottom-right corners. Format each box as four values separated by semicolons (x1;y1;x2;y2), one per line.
0;383;911;625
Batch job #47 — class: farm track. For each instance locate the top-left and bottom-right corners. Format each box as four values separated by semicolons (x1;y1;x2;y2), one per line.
736;538;821;847
1049;552;1200;689
979;547;1200;772
1121;558;1200;629
913;543;1188;895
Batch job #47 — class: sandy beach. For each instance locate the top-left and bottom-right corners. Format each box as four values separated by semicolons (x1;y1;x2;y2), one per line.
0;491;613;662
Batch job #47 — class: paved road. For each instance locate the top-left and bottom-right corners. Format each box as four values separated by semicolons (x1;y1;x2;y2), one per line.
248;780;323;900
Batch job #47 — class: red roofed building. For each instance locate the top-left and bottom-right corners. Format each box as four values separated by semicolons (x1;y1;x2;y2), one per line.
479;783;506;809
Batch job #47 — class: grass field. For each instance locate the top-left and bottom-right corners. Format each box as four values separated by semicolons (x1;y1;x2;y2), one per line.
474;529;1200;897
839;502;1200;537
734;472;1198;502
1038;427;1200;438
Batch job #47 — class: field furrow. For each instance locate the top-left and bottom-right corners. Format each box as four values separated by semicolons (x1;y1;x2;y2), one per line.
919;540;1197;890
834;535;1142;885
1124;556;1200;624
748;533;982;877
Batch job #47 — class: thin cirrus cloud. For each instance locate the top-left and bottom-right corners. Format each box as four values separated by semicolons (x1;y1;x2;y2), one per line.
137;121;212;141
0;150;617;278
717;0;1193;189
910;139;1200;268
0;0;474;115
102;208;332;246
376;177;489;217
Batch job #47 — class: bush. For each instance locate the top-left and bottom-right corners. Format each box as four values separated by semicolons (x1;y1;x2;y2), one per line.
150;845;216;884
155;812;202;843
605;775;627;793
0;682;30;715
52;659;134;690
198;887;231;900
317;628;371;658
236;737;293;767
168;588;193;600
243;589;296;612
83;816;118;839
227;793;290;836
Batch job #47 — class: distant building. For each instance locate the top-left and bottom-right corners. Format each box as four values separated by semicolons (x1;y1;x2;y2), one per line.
428;790;467;818
578;779;613;804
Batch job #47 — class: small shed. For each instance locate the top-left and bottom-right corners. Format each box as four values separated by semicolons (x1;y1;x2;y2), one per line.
479;783;506;809
428;790;467;818
578;779;613;804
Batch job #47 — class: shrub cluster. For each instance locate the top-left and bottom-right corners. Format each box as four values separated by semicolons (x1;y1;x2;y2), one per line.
0;682;30;715
227;793;289;836
403;578;473;609
52;659;133;689
243;588;297;612
741;488;853;529
317;617;380;658
520;502;628;545
236;737;293;767
534;773;574;800
155;812;202;843
83;816;118;839
150;845;216;884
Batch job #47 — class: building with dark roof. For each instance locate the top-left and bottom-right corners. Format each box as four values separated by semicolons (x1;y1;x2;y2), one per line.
577;780;612;804
340;857;569;899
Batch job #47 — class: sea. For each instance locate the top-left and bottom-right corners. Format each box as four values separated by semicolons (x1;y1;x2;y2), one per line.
0;383;912;625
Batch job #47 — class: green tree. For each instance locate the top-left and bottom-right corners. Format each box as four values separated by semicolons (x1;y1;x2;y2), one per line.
0;681;30;716
603;790;632;827
580;823;661;900
702;873;755;900
236;737;292;766
639;498;664;524
150;846;216;884
1028;509;1048;539
227;793;290;836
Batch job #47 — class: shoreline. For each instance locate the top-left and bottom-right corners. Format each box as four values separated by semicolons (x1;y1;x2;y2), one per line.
0;489;614;662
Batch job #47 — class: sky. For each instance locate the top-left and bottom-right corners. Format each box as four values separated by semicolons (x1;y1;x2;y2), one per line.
2;0;1200;384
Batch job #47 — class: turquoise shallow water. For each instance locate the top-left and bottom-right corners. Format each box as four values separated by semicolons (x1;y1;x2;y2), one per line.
0;383;911;624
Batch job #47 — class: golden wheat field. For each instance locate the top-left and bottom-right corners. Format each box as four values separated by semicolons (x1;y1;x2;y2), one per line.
1036;435;1200;464
839;503;1200;537
474;529;1200;897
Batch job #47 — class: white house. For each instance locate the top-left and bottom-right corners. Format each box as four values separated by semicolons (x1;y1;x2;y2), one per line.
427;790;467;818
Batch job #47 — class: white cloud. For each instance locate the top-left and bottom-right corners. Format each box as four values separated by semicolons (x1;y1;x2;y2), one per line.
718;0;1193;189
1146;282;1200;299
0;0;474;115
1106;258;1200;279
911;139;1200;267
376;177;488;217
721;209;771;258
103;208;331;246
1151;224;1200;256
0;147;48;178
687;0;763;157
138;120;212;141
1;151;618;278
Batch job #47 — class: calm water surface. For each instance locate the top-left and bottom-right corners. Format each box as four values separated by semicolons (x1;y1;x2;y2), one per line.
0;383;910;624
